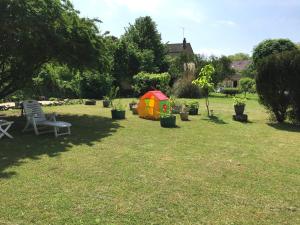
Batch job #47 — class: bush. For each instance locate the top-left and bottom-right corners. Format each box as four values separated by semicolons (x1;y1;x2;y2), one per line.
172;78;201;98
132;72;171;96
80;71;114;99
239;77;255;96
221;88;241;96
256;50;300;122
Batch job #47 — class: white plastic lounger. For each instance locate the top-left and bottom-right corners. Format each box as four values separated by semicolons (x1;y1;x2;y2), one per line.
22;100;71;137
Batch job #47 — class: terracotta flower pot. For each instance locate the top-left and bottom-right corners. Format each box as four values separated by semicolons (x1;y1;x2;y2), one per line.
180;112;189;121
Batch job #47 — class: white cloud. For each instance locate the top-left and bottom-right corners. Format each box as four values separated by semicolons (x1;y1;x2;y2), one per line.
214;20;237;27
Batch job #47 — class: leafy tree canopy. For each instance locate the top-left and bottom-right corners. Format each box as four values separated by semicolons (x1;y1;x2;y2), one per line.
122;16;168;73
228;53;251;61
0;0;109;98
252;39;297;66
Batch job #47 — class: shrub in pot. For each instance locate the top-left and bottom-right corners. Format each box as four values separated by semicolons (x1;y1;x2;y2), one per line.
180;105;189;121
111;102;126;120
160;114;176;128
233;97;246;115
186;101;199;115
85;99;96;105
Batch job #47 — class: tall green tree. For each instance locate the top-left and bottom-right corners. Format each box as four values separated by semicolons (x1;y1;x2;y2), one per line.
0;0;109;99
122;16;169;73
192;64;215;116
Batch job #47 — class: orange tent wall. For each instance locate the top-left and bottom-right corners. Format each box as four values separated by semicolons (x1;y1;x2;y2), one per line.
137;96;161;120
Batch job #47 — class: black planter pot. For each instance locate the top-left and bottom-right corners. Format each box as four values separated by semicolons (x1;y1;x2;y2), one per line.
234;105;245;115
103;100;111;108
160;115;176;128
111;109;126;120
85;100;96;105
111;110;126;119
189;108;199;115
129;103;137;110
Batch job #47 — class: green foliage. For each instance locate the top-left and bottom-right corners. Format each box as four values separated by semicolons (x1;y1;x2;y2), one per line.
192;65;215;96
256;50;300;123
172;79;201;98
221;88;241;96
194;55;235;85
132;72;171;96
185;101;199;109
228;53;251;61
233;97;246;106
123;16;168;73
33;63;81;98
240;63;257;79
112;39;140;94
192;64;215;116
0;0;110;98
253;39;297;66
79;71;114;99
239;77;255;97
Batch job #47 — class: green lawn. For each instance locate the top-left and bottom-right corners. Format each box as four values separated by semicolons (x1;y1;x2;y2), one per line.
0;96;299;225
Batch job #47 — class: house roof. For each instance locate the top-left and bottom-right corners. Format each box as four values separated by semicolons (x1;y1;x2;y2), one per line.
167;42;194;56
231;60;251;72
141;91;169;101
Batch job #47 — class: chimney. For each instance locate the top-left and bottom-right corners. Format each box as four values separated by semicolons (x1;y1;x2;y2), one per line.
183;38;187;49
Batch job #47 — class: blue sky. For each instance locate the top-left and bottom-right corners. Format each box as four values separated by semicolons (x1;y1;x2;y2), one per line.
71;0;300;56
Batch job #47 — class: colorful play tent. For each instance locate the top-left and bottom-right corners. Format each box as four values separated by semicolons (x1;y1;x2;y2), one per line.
138;91;170;120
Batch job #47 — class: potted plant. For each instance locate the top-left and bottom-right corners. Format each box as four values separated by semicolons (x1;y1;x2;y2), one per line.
129;100;138;110
160;113;176;128
132;104;138;115
186;101;199;115
233;97;246;115
111;101;126;120
103;86;119;108
180;105;189;121
170;97;181;114
103;96;111;108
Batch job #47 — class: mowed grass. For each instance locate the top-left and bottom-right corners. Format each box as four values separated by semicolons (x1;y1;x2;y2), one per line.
0;95;299;225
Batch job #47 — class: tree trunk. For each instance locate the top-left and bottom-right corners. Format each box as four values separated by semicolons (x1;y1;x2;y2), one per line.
206;97;210;116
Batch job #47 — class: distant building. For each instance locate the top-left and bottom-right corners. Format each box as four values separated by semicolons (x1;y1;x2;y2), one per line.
223;60;252;88
167;38;194;57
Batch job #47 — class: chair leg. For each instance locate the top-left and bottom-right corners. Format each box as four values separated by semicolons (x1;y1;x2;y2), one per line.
0;124;13;139
22;121;30;132
54;127;58;138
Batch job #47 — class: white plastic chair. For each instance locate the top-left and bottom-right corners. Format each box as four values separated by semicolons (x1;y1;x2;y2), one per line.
22;100;71;137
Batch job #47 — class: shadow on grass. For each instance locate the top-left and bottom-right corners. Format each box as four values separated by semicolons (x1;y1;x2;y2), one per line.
202;115;228;124
268;122;300;133
0;114;121;178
